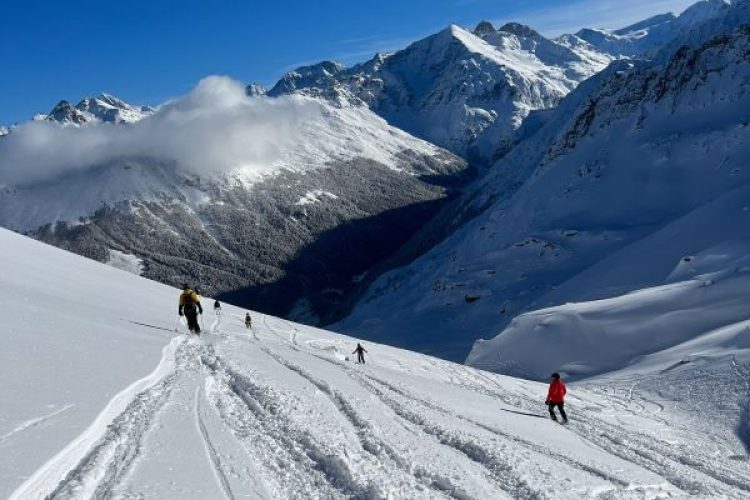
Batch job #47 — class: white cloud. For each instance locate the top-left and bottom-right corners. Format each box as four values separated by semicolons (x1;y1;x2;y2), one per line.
0;76;324;187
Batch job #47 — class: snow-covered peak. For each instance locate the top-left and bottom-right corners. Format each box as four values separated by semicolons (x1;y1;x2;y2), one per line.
75;93;153;123
611;13;677;37
497;22;542;39
47;100;89;125
0;125;9;137
245;82;267;97
677;0;731;25
269;21;612;160
268;61;347;97
472;20;495;37
42;93;153;125
575;0;732;57
87;92;130;109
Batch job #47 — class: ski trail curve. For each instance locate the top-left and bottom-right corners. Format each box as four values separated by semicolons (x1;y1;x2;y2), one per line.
9;336;184;500
254;344;477;499
300;348;674;497
262;343;540;499
200;350;351;500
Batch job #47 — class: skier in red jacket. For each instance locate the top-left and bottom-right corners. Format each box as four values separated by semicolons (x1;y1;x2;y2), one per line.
546;372;568;423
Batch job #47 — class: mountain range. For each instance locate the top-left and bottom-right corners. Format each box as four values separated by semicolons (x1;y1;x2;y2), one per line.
1;0;747;369
337;0;750;363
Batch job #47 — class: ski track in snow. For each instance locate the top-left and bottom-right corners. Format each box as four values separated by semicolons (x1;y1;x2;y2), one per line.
301;347;637;497
252;344;481;499
0;405;75;444
12;316;750;499
195;385;237;500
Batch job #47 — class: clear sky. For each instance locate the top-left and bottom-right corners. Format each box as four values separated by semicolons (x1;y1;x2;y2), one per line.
0;0;697;125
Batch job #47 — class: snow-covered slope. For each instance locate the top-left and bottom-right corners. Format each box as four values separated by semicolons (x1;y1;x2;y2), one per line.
468;236;750;378
573;0;731;57
338;22;750;362
269;23;612;161
4;228;750;499
0;76;467;325
465;240;750;483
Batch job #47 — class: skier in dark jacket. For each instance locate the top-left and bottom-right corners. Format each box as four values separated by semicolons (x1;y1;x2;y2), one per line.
178;284;203;334
546;372;568;423
245;313;252;329
353;343;367;364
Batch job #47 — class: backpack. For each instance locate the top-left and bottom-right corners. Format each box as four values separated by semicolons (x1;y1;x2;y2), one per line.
182;291;196;312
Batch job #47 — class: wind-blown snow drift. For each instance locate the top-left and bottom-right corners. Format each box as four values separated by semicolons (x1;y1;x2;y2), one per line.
0;77;322;187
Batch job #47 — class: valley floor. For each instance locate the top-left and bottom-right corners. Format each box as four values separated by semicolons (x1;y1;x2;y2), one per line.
7;312;750;499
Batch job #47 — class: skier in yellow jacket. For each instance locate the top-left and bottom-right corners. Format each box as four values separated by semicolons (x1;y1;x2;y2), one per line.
178;284;203;334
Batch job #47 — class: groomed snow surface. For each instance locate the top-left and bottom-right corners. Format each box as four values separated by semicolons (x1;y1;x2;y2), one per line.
2;227;749;499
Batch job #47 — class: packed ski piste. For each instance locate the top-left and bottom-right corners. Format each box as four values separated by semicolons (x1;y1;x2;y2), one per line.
2;227;750;499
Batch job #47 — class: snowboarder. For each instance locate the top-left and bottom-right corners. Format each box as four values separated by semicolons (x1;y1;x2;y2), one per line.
353;343;367;364
245;313;252;329
178;284;203;334
546;372;568;423
214;300;221;316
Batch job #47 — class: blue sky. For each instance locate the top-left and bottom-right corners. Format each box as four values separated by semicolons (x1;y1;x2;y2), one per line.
0;0;697;125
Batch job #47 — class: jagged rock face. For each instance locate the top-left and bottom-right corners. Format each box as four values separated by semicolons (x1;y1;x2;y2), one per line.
498;22;541;38
47;100;89;124
269;24;612;162
473;20;496;37
270;61;346;96
544;25;750;164
338;24;750;362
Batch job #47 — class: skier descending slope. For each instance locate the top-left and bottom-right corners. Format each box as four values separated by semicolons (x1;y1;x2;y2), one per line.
547;372;568;423
245;312;252;329
178;284;203;334
353;342;367;364
211;300;222;333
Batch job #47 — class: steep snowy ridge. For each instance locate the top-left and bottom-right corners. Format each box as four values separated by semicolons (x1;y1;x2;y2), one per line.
339;21;750;362
573;0;731;57
265;2;737;166
269;22;612;161
655;0;750;59
3;228;750;498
